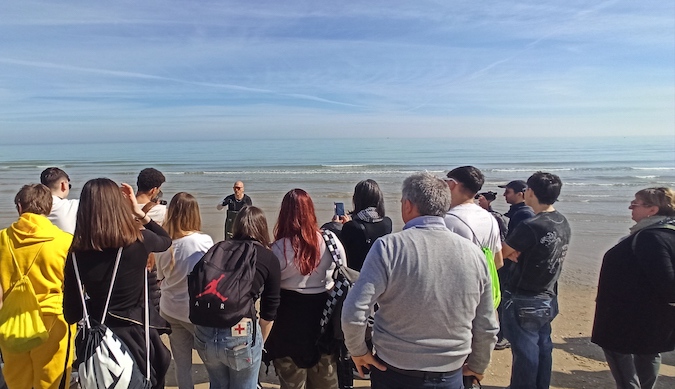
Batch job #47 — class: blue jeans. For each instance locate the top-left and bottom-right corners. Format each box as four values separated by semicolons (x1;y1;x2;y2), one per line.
370;365;463;389
502;292;558;389
194;320;262;389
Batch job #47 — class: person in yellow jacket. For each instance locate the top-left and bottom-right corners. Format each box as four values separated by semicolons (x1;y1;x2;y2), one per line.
0;184;74;389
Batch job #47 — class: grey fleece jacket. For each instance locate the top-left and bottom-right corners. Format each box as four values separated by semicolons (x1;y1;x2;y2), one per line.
341;215;498;373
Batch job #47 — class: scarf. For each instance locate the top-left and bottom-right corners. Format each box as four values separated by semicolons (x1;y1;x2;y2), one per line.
355;207;383;223
629;215;673;235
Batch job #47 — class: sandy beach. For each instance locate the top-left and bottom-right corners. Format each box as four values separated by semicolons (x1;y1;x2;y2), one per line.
163;284;675;389
160;215;675;389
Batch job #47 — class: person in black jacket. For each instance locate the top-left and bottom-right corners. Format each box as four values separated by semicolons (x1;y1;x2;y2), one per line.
340;179;393;271
63;178;172;389
334;180;392;387
592;187;675;389
192;206;281;389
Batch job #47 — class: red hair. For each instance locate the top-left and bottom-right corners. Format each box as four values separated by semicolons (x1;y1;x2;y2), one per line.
274;189;321;275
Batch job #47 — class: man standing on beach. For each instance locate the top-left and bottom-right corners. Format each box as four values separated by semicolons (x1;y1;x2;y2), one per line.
135;167;167;225
501;171;571;389
444;166;504;271
342;172;498;388
40;167;79;234
500;180;535;235
496;179;535;350
217;181;252;239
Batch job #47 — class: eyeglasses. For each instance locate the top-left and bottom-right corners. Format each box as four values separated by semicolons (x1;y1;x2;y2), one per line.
445;177;457;185
629;201;651;209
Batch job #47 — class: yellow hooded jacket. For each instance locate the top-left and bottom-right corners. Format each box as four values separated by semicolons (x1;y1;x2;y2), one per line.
0;213;73;315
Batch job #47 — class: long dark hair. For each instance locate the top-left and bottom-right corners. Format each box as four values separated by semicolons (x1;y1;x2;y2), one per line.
352;179;385;217
232;206;271;248
273;189;321;275
72;178;142;251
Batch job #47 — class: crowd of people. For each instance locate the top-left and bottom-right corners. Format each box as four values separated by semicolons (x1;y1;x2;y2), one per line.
0;165;673;389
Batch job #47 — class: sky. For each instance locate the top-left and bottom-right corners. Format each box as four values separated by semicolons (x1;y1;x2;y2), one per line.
0;0;673;143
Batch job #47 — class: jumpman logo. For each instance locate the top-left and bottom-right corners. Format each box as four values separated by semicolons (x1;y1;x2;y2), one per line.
196;274;228;302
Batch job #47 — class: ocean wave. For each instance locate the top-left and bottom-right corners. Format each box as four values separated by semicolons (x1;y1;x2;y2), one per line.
566;182;637;187
488;168;572;172
631;167;675;170
635;175;658;179
321;164;367;168
166;169;421;175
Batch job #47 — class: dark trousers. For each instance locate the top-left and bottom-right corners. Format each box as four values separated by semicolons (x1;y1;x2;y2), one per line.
112;325;172;389
371;364;463;389
336;343;354;389
603;349;661;389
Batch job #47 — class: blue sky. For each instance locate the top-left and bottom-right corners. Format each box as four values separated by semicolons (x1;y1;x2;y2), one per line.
0;1;673;142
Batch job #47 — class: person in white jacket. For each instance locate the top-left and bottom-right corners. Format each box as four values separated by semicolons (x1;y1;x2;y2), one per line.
156;192;214;389
40;167;78;234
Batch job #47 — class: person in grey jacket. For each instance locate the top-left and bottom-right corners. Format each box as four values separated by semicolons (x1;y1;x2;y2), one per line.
341;172;499;389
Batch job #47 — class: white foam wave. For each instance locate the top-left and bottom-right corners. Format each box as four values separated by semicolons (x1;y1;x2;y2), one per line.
167;170;419;175
635;175;657;179
631;167;675;171
321;164;367;168
490;168;572;172
567;182;635;187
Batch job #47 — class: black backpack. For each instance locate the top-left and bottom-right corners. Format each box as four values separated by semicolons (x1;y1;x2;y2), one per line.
188;240;258;327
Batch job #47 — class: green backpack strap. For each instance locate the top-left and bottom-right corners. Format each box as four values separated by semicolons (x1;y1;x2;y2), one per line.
447;213;501;308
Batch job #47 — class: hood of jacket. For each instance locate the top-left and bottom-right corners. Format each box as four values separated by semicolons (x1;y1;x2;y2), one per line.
6;213;58;245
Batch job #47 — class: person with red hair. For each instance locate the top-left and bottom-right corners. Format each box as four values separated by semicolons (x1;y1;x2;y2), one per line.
265;189;346;389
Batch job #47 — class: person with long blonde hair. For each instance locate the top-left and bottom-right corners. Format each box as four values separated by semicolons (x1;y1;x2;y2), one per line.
265;189;346;389
155;192;213;389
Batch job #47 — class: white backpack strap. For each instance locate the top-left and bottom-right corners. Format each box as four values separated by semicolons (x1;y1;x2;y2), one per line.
144;268;151;382
101;248;123;325
71;253;91;329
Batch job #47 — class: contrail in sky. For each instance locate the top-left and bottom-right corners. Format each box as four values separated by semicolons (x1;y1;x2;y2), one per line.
0;57;362;108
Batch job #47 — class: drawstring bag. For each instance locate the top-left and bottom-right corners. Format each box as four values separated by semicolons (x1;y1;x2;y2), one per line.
73;249;151;389
0;240;48;354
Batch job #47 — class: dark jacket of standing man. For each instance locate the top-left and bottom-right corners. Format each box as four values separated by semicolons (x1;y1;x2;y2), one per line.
499;180;535;237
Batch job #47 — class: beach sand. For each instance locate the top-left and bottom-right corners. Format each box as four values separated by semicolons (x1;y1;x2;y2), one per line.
163;285;675;389
161;205;675;389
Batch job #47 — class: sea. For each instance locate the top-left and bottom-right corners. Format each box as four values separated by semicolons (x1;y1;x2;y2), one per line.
1;136;673;285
